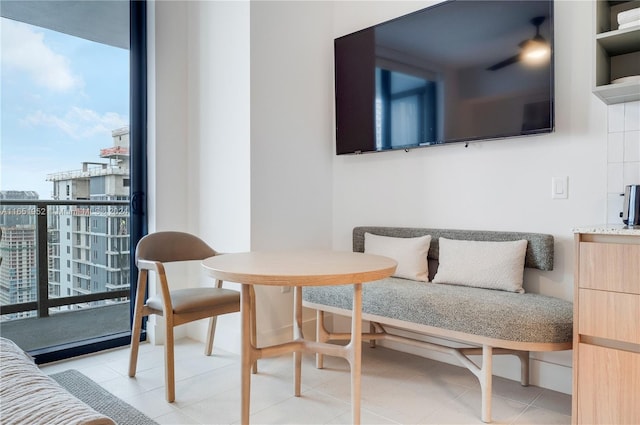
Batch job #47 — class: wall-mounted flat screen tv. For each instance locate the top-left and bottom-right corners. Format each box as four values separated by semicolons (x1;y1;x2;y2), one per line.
335;0;554;155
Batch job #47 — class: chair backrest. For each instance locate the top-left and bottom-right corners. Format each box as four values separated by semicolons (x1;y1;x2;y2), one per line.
135;231;217;264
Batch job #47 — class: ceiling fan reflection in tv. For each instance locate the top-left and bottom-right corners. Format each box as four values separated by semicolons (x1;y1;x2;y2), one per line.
487;16;550;71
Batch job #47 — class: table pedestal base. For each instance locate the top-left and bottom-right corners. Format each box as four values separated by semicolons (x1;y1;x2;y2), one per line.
240;283;364;425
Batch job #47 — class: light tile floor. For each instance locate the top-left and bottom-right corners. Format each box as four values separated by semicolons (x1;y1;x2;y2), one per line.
39;338;572;425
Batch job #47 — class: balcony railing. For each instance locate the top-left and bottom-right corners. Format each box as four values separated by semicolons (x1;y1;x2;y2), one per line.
0;199;131;321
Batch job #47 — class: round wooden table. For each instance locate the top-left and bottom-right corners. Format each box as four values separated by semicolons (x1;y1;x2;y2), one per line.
202;250;397;425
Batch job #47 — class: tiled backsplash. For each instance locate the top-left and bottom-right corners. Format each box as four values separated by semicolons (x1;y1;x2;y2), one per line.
607;101;640;224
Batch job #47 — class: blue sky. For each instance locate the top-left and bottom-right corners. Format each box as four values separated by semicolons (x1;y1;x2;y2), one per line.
1;17;129;199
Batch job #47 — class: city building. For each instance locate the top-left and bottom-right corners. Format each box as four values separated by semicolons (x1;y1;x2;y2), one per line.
46;127;131;307
0;191;39;319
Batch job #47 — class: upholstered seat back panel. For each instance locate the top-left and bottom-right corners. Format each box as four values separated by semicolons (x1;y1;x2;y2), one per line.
353;227;554;271
136;231;217;264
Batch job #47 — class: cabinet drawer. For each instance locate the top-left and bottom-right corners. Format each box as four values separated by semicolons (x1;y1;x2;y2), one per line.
579;242;640;294
579;289;640;344
576;343;640;425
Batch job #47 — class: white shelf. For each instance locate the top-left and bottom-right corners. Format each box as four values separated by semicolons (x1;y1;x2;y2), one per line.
596;26;640;55
593;1;640;104
593;79;640;103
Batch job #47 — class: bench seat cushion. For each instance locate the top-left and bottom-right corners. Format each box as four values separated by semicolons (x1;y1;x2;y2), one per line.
303;278;573;344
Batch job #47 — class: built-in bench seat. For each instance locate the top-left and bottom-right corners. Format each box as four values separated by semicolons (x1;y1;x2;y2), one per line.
302;226;573;423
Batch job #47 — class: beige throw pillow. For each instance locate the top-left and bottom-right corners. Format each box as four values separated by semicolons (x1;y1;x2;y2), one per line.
364;233;431;281
432;237;528;293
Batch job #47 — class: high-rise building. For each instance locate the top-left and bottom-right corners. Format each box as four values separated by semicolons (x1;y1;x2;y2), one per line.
46;126;131;309
0;191;39;319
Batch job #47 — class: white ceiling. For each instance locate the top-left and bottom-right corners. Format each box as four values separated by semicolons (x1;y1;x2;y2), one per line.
1;0;129;49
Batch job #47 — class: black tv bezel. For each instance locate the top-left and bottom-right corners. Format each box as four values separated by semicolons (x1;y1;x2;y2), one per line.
334;0;555;156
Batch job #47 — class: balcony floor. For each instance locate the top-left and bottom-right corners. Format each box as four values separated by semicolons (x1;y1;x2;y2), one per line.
0;303;130;352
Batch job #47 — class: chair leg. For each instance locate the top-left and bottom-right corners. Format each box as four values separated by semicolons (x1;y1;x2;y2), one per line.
164;324;176;402
129;273;147;378
205;316;217;356
205;279;223;356
205;285;257;373
128;314;143;377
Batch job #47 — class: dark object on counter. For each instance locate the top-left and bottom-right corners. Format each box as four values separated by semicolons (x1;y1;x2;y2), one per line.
622;184;640;226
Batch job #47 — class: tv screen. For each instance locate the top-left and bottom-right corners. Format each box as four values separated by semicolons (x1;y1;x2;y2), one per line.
335;0;554;155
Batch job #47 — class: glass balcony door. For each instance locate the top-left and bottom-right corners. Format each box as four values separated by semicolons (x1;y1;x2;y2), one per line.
0;1;147;363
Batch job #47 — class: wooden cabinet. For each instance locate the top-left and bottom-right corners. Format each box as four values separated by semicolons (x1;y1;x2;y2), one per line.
573;230;640;424
576;343;640;424
593;1;640;104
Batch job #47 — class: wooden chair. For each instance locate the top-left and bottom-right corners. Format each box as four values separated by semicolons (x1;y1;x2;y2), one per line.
128;231;256;402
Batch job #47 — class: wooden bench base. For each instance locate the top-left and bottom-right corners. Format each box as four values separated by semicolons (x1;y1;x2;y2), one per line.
311;308;571;423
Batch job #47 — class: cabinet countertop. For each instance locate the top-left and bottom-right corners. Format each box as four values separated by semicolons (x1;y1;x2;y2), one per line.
573;224;640;235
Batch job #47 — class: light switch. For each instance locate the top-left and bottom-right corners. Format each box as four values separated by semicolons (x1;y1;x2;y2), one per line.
552;176;568;199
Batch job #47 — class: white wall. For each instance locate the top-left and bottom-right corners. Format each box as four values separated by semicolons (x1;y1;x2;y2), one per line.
149;0;638;395
149;0;335;350
146;0;191;344
250;1;333;253
249;0;334;346
148;1;190;235
186;1;252;350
